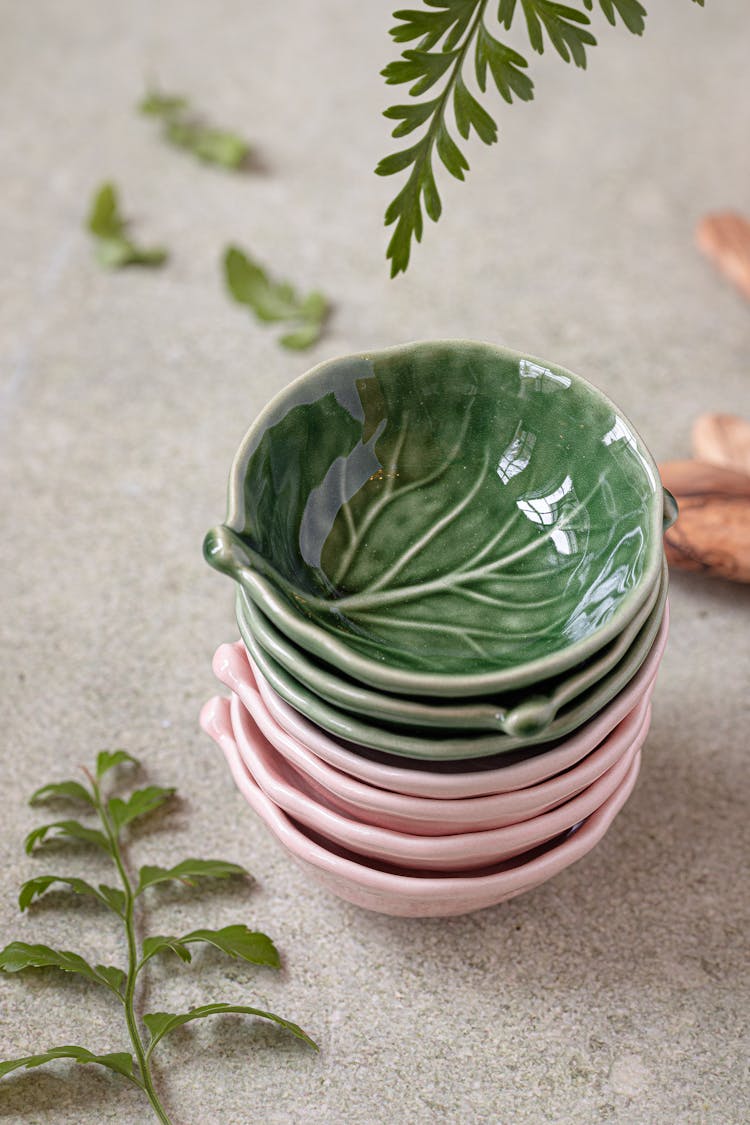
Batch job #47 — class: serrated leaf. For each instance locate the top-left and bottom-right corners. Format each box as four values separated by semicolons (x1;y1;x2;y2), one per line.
0;1046;138;1083
0;942;125;996
18;875;117;913
143;1003;317;1055
107;785;175;834
518;1;596;68
453;76;498;143
24;819;112;856
475;25;534;103
135;857;248;896
382;48;458;96
595;0;646;34
436;123;469;179
383;98;440;139
375;142;426;178
96;750;139;780
389;6;458;48
29;780;95;808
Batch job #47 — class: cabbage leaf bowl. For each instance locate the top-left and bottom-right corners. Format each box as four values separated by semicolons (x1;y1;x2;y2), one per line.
204;341;667;699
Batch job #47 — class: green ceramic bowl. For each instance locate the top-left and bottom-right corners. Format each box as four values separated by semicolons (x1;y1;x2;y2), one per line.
236;579;668;760
205;341;669;697
236;556;667;737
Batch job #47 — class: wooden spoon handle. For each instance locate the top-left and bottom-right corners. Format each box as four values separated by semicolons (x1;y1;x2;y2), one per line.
659;459;750;583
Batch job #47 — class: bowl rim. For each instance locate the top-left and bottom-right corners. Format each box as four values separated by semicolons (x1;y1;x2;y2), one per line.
228;689;643;869
252;601;668;797
200;694;641;909
237;555;667;734
215;339;666;696
214;637;653;827
236;590;668;759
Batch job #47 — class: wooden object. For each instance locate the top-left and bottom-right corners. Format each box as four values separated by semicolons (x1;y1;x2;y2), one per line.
659;459;750;583
696;212;750;302
692;412;750;476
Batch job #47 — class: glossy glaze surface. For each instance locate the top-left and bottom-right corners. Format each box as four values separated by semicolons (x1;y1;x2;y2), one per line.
214;639;653;833
236;557;667;735
200;695;642;918
251;603;666;797
228;690;644;871
237;597;668;759
204;341;665;695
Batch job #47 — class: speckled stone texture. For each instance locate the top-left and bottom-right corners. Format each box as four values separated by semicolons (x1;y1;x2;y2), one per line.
1;2;749;1123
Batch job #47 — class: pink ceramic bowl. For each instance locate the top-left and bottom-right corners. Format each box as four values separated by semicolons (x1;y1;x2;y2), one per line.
201;696;642;917
214;640;652;834
215;605;668;801
227;691;645;873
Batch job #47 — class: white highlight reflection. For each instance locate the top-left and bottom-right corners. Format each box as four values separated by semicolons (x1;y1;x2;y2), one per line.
517;474;577;556
519;358;572;392
497;425;536;484
602;415;656;490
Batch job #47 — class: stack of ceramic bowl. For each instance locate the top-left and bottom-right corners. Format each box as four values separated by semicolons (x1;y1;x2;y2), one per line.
201;341;674;917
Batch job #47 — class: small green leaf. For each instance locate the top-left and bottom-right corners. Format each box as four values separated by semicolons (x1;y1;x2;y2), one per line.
24;820;112;856
279;321;325;351
0;1046;138;1084
436;123;469;180
96;750;139;781
18;875;120;913
475;25;533;103
29;780;95;808
135;857;248;896
86;189;167;271
382;48;458;96
375;142;426;178
139;89;251;170
94;965;128;996
142;925;279;969
107;785;175;833
453;76;498;144
144;1003;317;1056
383;98;440;139
165;120;249;169
138;91;189;116
223;247;328;351
141;935;192;965
97;885;127;916
87;183;124;239
0;942;125;996
586;0;646;34
516;1;596;68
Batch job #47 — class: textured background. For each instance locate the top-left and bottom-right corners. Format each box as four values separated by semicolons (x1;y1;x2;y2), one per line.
1;2;749;1122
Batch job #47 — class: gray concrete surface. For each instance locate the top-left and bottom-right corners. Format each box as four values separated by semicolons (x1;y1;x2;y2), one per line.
1;2;749;1122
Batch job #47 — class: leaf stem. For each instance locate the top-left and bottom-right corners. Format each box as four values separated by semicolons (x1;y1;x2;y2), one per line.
91;779;173;1125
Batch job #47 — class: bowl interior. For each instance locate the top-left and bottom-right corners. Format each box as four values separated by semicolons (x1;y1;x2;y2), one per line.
208;341;662;683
